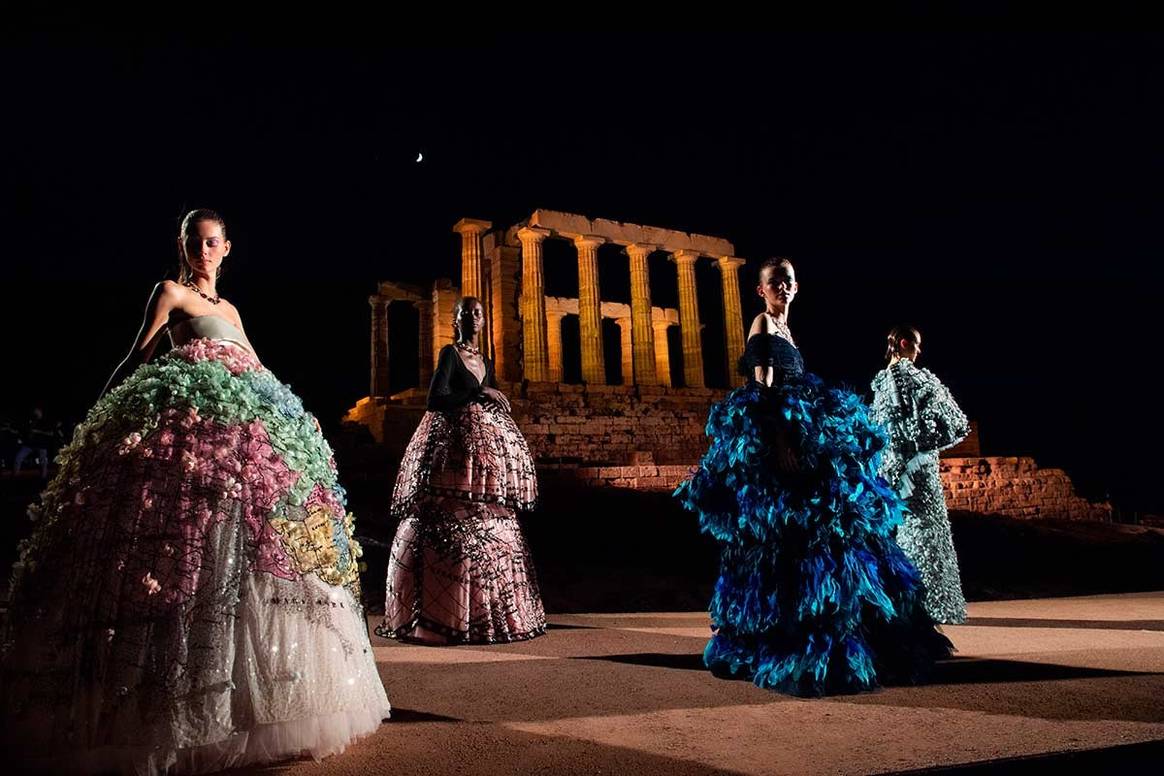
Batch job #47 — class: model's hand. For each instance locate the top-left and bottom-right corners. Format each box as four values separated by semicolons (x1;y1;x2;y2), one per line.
481;387;511;413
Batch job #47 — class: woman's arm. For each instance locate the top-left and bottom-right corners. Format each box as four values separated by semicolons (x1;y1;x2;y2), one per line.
100;281;181;398
748;313;771;386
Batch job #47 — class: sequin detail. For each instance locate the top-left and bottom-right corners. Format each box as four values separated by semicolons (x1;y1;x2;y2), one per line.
870;360;970;624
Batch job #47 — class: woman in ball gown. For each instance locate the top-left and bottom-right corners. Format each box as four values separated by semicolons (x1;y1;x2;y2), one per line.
377;296;544;645
1;209;390;774
870;325;970;624
675;257;951;696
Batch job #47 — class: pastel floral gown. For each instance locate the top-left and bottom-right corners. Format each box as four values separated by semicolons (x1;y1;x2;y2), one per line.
1;315;390;774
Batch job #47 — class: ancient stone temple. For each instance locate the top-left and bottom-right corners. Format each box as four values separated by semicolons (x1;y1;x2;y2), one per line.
347;209;744;469
364;210;745;391
345;209;1111;522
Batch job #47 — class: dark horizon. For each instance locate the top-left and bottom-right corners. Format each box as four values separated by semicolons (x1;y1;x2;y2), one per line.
3;30;1161;513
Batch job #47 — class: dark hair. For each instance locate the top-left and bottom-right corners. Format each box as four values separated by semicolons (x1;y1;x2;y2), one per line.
886;325;921;362
452;296;482;340
758;256;794;280
177;209;228;284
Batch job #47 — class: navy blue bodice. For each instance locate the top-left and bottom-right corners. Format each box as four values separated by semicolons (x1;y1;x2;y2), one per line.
741;333;805;385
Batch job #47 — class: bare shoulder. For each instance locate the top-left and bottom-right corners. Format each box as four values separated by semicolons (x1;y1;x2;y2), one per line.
156;279;185;298
218;298;245;327
148;279;186;312
748;312;769;337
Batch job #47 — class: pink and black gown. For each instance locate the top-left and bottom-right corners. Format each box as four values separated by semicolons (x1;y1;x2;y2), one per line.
1;315;390;774
377;344;544;644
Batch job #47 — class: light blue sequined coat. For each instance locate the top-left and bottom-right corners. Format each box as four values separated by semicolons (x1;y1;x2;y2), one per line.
870;360;970;624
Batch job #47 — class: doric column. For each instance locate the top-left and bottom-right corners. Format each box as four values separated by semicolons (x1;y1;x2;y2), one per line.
369;296;388;396
718;256;747;383
546;309;565;382
452;218;492;300
652;319;672;387
517;226;552;381
670;249;705;387
432;279;458;372
626;243;659;385
615;317;633;385
574;235;607;384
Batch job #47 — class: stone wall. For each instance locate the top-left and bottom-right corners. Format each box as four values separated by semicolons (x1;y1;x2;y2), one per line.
553;453;1111;523
346;382;717;467
511;383;716;466
345;394;1109;522
940;457;1111;521
560;455;1110;521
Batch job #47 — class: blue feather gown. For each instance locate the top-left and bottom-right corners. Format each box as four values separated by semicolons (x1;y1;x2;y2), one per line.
675;332;951;696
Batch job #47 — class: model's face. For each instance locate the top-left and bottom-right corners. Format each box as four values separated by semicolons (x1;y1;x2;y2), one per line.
458;300;485;337
181;220;230;280
758;262;797;311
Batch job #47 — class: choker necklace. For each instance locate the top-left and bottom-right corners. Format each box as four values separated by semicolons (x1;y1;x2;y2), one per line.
764;311;794;344
185;282;221;305
455;341;481;357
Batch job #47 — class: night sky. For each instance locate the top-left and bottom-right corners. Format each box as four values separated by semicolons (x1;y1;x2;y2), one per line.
3;29;1161;513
